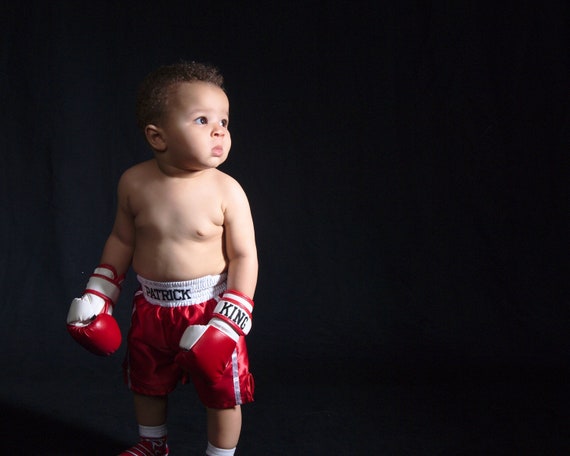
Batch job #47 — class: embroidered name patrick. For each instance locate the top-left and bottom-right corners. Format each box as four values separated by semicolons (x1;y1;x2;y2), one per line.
144;286;193;301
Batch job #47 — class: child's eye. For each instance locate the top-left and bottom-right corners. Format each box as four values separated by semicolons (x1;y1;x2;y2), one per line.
220;119;228;128
194;116;207;125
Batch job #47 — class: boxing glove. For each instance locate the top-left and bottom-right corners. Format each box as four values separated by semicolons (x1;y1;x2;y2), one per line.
176;289;253;384
67;264;124;356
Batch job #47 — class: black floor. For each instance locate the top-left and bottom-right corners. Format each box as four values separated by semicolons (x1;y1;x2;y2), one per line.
3;351;569;455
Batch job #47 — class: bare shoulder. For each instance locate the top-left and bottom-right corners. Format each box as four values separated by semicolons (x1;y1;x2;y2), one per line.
206;170;251;217
209;169;243;190
210;169;248;200
117;160;157;189
121;159;156;181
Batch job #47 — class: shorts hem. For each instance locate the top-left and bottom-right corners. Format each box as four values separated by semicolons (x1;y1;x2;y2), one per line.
203;396;255;409
127;382;179;397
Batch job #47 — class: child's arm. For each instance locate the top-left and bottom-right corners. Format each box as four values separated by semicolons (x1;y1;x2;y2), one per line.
222;178;258;298
66;173;135;356
98;172;136;275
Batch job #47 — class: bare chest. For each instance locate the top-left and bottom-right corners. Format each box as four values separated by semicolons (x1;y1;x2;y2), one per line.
130;182;224;241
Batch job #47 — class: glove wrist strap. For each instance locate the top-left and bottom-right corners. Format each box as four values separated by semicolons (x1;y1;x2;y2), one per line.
213;289;254;336
85;264;124;305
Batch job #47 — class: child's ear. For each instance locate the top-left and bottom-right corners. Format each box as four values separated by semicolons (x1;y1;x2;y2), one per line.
145;124;167;152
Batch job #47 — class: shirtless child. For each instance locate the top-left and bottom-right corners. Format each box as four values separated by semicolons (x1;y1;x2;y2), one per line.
66;62;258;456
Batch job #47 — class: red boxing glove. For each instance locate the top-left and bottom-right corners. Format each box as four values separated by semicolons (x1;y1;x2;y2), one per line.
176;289;253;384
66;264;124;356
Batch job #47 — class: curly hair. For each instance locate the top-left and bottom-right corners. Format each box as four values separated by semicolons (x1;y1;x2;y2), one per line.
135;61;224;131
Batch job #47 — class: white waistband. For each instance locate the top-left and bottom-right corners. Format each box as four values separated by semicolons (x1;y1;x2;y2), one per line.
137;273;227;307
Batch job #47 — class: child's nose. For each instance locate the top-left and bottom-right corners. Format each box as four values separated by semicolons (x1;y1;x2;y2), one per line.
212;125;225;136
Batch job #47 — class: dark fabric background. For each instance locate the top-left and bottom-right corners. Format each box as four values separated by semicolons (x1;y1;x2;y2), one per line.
1;1;568;454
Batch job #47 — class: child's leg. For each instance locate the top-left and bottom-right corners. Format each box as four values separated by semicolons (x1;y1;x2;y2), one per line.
206;405;242;451
134;392;168;425
119;393;169;456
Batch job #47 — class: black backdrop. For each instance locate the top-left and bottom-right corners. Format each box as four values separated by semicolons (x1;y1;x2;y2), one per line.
1;2;568;455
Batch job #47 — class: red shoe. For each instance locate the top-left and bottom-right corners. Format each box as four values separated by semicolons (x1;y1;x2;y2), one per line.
119;438;169;456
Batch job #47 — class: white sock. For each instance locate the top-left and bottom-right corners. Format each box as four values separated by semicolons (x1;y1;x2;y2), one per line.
206;442;236;455
139;423;168;438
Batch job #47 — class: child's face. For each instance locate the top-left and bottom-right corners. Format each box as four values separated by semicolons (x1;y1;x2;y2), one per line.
158;81;231;172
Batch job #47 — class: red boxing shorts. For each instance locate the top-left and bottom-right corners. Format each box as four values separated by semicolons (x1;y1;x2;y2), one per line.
123;273;254;409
